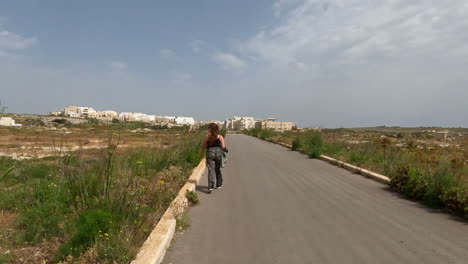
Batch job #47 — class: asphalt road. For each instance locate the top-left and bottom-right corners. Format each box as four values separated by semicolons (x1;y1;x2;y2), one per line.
163;134;468;264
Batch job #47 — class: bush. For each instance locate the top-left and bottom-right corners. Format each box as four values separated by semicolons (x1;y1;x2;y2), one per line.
87;118;100;125
220;129;227;137
424;165;456;208
259;129;276;140
440;186;468;218
291;137;302;151
186;190;199;205
402;169;427;200
389;166;410;193
302;131;323;158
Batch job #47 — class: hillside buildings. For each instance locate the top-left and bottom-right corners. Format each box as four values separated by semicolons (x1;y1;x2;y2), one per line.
225;117;255;130
89;110;118;120
175;117;195;126
255;118;296;132
61;106;97;118
225;116;296;131
0;117;22;127
50;106;196;127
119;112;156;123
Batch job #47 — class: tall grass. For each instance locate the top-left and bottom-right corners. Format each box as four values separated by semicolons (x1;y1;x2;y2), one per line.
281;130;324;158
0;132;203;263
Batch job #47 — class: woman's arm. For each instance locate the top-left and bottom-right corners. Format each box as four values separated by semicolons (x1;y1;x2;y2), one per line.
219;135;226;149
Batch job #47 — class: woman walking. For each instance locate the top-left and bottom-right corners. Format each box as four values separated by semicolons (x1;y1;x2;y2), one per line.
200;123;225;193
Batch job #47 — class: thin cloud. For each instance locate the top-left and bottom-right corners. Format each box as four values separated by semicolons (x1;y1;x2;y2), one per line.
211;52;247;72
190;40;206;53
160;48;176;59
109;60;128;70
0;19;37;56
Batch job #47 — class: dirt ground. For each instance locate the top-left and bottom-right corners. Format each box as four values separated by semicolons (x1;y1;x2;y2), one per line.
0;127;185;160
334;127;468;159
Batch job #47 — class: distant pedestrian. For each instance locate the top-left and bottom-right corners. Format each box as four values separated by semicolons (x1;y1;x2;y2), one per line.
200;123;226;193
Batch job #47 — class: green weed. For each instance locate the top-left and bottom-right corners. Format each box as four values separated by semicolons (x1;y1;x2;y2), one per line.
185;190;199;205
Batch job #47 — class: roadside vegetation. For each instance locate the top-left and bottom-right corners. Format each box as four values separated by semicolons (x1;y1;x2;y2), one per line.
245;128;468;220
0;129;203;263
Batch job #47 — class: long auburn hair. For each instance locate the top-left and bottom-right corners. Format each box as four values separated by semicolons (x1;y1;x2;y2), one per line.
208;123;220;146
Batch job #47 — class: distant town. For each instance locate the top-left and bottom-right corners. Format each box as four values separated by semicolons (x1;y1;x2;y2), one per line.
0;105;298;131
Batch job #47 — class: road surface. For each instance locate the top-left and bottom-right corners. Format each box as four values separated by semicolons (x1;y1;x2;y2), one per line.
163;134;468;264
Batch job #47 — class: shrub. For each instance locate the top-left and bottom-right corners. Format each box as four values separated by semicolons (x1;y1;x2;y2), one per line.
220;129;227;137
440;186;468;218
302;131;323;159
424;165;456;208
186;190;199;205
389;166;410;193
402;169;427;200
175;211;190;230
291;137;302;151
87;118;100;125
259;129;276;140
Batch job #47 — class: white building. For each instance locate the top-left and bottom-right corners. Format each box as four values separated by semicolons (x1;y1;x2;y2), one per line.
175;117;195;126
225;117;241;130
225;116;255;130
255;119;296;131
237;117;255;130
119;112;140;122
139;114;156;123
63;106;79;117
0;117;22;127
76;107;96;118
62;106;96;118
49;111;62;116
119;112;157;123
89;110;118;121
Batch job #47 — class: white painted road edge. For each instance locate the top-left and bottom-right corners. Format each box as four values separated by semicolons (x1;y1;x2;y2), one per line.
131;159;206;264
275;141;390;184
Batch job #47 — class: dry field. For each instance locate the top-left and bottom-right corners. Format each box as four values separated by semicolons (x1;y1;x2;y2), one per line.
0;126;185;160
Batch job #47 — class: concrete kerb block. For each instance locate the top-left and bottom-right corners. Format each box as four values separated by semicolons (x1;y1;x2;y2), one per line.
319;155;390;184
131;159;206;264
254;136;391;185
252;136;390;186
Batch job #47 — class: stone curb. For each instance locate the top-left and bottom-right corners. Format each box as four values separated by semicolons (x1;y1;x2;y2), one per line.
273;140;390;184
131;159;206;264
318;155;390;184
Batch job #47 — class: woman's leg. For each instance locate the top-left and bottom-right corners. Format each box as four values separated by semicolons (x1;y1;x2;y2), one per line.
215;149;223;187
206;151;216;189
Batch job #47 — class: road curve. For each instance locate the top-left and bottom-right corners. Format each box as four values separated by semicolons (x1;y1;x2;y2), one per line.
163;134;468;264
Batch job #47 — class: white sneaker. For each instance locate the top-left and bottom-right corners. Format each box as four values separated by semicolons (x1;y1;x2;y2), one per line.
216;186;222;189
208;188;213;193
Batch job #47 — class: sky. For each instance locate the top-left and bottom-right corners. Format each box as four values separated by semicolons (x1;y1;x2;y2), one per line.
0;0;467;128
